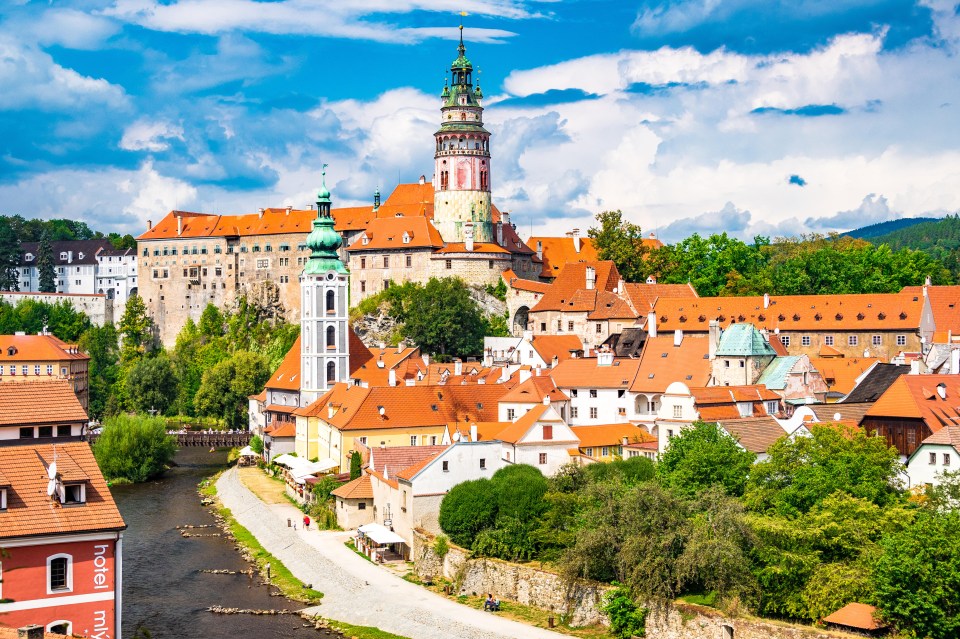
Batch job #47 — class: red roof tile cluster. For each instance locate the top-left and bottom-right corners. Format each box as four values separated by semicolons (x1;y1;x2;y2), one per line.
549;357;641;389
808;357;879;396
528;235;599;278
330;474;374;499
631;335;712;393
823;602;884;630
918;423;960;453
622;282;698;313
653;293;924;332
502;269;550;294
866;374;960;430
903;285;960;342
570;423;654;448
531;261;622;313
531;335;584;364
689;385;781;421
0;442;125;540
264;423;296;438
265;336;301;391
349;215;445;251
0;334;89;362
718;417;788;453
0;379;87;427
499;375;570;403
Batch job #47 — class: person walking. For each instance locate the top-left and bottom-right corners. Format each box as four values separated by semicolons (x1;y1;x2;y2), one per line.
303;515;311;530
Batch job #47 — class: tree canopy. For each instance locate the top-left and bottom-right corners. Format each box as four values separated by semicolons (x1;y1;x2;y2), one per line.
656;421;756;497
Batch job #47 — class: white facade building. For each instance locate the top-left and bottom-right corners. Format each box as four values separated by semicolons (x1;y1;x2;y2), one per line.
17;240;127;298
906;425;960;490
95;248;138;304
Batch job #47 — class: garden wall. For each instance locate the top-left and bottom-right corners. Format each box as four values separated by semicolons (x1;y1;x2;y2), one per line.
646;605;861;639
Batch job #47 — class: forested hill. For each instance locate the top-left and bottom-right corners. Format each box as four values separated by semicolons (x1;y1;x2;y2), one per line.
865;215;960;254
0;215;135;249
844;216;941;239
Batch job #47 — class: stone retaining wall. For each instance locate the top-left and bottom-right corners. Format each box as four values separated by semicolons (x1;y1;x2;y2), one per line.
647;606;862;639
411;529;608;627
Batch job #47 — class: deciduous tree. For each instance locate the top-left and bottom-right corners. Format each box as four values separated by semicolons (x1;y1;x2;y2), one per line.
656;421;756;497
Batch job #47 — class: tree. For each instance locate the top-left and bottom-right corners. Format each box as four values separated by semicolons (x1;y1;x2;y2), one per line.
600;583;648;639
125;353;177;415
656;421;756;497
0;217;21;291
79;324;120;420
588;210;649;282
438;478;498;547
872;511;960;639
92;414;176;482
349;451;362;480
398;277;488;357
744;424;903;516
37;232;56;293
108;232;137;250
250;434;264;455
118;294;155;362
194;351;270;428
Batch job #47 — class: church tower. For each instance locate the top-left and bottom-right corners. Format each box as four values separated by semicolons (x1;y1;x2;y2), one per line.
432;26;493;244
300;169;350;405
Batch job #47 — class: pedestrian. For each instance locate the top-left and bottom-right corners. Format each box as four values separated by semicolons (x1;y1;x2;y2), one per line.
303;515;311;530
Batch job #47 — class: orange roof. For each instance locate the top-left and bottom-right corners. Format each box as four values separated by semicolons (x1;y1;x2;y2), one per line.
351;346;421;387
433;242;511;255
652;293;924;332
368;445;448;475
718;417;788;453
446;421;508;443
331;205;376;232
531;261;624;313
690;385;781;420
296;383;506;430
0;442;125;540
904;285;960;339
348;215;444;251
0;334;89;362
622;282;698;313
377;182;435;217
265;422;296;437
396;447;449;481
549;357;641;389
265;336;301;391
809;357;879;396
528;236;599;278
630;335;711;393
571;423;654;448
819;343;843;357
917;423;960;452
823;602;884;630
531;335;584;364
499;375;570;403
588;290;636;320
331;475;373;499
866;374;960;429
502;269;550;294
494;404;561;444
0;379;87;426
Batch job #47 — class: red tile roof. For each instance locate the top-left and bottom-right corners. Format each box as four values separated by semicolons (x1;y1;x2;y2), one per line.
396;448;449;481
265;336;301;391
0;334;89;362
502;269;550;294
918;424;960;452
549;357;641;389
718;417;787;453
495;404;558;444
823;603;884;630
531;335;584;364
652;293;924;332
0;379;87;426
571;423;654;448
690;385;781;421
528;236;599;278
265;423;296;438
0;442;125;540
368;445;448;475
622;282;698;313
904;285;960;340
531;261;623;313
348;215;444;251
865;374;960;430
331;475;373;499
433;242;511;255
808;357;879;396
499;375;570;403
630;335;712;393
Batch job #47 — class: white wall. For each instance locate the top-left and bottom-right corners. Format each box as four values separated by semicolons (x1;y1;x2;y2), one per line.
908;444;958;488
560;387;632;425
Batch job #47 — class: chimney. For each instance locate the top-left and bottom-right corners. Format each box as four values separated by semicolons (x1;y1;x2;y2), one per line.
502;211;510;226
496;221;503;246
464;222;474;252
536;241;543;261
483;349;493;367
937;382;947;400
257;208;265;219
388;368;397;387
647;311;657;338
573;228;581;253
470;423;478;442
618;279;625;295
422;353;430;367
622;436;629;446
67;251;73;264
454;359;463;376
147;219;153;230
523;329;533;342
951;347;960;374
763;293;770;309
518;368;532;383
585;266;596;290
286;205;292;216
673;329;683;347
176;215;182;236
709;320;720;360
542;394;551;405
551;355;559;368
910;360;921;375
597;349;614;367
397;341;405;353
419;175;426;185
17;626;44;639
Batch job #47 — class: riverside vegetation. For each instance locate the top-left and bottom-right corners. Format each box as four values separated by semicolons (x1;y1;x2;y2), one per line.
438;421;960;639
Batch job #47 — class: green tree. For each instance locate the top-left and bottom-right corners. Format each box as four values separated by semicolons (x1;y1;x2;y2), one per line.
250;434;264;455
438;478;498;547
872;511;960;639
745;424;903;516
78;324;120;420
46;300;91;342
194;350;270;428
107;232;137;250
125;353;177;415
0;217;21;291
349;451;362;480
92;413;176;483
656;421;756;497
588;210;649;282
397;277;488;357
118;294;155;361
37;232;56;293
600;583;648;639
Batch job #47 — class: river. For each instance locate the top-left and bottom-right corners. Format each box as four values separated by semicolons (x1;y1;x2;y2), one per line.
110;447;325;639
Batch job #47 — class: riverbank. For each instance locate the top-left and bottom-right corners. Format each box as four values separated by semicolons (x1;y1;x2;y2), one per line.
215;466;570;639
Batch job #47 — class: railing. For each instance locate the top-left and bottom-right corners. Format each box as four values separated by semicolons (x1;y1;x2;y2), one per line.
86;431;252;448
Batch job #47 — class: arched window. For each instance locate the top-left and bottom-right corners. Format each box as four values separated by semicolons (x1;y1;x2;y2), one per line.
47;554;72;593
326;361;337;383
326;325;336;349
47;622;71;635
326;290;335;314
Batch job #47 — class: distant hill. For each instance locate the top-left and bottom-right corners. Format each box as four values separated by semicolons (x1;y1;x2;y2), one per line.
864;215;960;257
843;217;941;239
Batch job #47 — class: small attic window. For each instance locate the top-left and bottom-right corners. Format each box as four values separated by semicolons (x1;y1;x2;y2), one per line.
402;233;411;244
878;312;886;320
835;313;843;320
900;312;908;320
648;373;655;379
78;252;85;260
679;315;687;322
477;403;483;409
661;352;668;358
24;253;34;262
7;346;16;356
60;252;68;260
431;404;438;411
793;314;801;321
758;314;766;321
778;314;786;321
857;313;865;320
685;375;693;380
698;314;706;322
62;482;86;505
362;235;370;245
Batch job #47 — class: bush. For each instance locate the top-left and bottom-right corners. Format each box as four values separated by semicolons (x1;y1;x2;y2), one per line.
657;421;755;497
434;534;450;559
250;435;264;455
438;478;497;547
601;582;647;638
93;414;176;483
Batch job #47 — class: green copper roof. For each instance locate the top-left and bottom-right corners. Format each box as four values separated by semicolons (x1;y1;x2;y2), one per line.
304;169;347;275
756;356;801;390
715;323;777;357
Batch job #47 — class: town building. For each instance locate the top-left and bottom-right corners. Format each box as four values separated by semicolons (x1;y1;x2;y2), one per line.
94;248;138;306
17;240;111;296
331;475;375;530
0;442;125;637
0;334;90;409
569;423;654;463
860;374;960;458
0;379;88;444
549;350;642;425
483;332;583;369
629;334;712;429
906;424;960;490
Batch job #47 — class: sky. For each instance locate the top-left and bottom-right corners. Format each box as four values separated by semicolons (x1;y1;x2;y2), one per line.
1;1;959;243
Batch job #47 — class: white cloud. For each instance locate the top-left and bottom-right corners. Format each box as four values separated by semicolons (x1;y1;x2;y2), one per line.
31;9;120;49
0;35;128;111
103;0;526;42
120;119;185;151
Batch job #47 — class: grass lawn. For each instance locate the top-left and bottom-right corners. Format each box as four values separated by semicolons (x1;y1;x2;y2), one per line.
238;466;288;504
326;620;412;639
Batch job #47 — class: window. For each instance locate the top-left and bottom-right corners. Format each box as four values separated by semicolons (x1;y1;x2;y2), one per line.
540;322;546;331
63;483;84;504
383;256;389;268
781;335;791;346
570;407;578;418
358;502;366;510
739;360;745;368
538;453;547;465
47;622;71;636
442;461;449;472
596;323;602;334
589;407;598;419
21;365;27;376
0;365;3;375
570;389;578;397
930;452;937;465
326;361;336;383
567;321;574;331
543;425;553;440
673;405;682;419
848;335;858;346
360;281;366;293
34;365;41;375
946;453;952;466
479;458;486;470
488;260;494;269
46;364;53;375
256;258;269;269
507;408;515;420
824;335;834;346
445;259;453;270
585;447;594;457
326;289;336;314
872;334;882;346
601;446;609;457
19;427;32;439
406;255;412;268
802;335;811;346
410;435;418;446
360;257;366;269
737;402;754;417
48;555;72;592
57;425;71;437
667;429;674;438
589;389;597;398
897;334;907;346
766;401;778;414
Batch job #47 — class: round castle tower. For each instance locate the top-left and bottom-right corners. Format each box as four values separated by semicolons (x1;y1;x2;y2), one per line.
432;27;493;244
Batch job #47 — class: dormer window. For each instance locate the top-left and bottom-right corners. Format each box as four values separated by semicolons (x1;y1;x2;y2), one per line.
402;232;411;244
362;235;370;246
736;402;754;417
0;487;7;510
6;346;16;356
78;252;85;260
59;252;68;260
61;483;86;505
24;253;34;262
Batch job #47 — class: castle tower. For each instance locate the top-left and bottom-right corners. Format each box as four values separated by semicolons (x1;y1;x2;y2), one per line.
433;26;493;244
300;169;350;405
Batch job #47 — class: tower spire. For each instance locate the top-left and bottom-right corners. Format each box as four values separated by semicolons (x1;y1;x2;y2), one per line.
304;164;345;275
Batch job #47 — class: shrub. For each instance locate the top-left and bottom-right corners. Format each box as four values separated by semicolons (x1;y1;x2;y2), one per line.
438;478;497;547
601;582;647;638
93;414;176;483
434;534;450;559
249;435;264;455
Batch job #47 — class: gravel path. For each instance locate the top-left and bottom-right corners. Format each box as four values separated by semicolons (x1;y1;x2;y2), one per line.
216;467;568;639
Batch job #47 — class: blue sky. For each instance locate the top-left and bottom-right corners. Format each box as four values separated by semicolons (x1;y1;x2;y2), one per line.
1;1;959;242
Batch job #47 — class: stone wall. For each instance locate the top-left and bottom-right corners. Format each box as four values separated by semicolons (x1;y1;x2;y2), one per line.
646;605;861;639
411;529;609;627
0;292;113;326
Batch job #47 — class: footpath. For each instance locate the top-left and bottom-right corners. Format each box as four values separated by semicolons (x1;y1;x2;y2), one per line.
216;467;567;639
